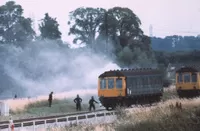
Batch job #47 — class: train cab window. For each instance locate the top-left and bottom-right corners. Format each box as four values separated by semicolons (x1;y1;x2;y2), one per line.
108;78;114;89
116;78;122;89
192;73;197;82
184;73;190;83
100;78;106;89
178;73;183;83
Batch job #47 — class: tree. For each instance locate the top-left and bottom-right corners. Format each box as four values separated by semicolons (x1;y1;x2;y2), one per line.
68;7;106;46
0;1;35;44
99;7;143;48
39;13;62;40
117;46;133;66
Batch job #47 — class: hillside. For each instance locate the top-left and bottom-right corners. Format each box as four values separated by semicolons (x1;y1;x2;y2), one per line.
151;36;200;52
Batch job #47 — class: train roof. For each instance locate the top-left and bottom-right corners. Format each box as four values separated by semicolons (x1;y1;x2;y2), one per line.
98;68;162;78
176;65;200;73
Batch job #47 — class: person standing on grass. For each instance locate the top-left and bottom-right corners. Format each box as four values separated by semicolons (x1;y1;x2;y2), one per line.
89;96;98;111
48;92;53;107
74;94;82;111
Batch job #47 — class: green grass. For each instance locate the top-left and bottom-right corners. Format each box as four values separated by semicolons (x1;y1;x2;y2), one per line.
1;98;102;121
3;87;200;131
1;86;178;122
24;98;90;115
47;99;200;131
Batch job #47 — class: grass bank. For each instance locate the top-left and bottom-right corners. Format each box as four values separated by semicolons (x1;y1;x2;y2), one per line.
0;98;101;121
49;97;200;131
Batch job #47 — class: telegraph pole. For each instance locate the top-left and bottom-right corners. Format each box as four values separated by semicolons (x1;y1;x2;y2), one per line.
149;24;153;37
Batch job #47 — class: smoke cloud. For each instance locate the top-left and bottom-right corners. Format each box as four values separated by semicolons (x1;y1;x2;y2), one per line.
0;40;120;99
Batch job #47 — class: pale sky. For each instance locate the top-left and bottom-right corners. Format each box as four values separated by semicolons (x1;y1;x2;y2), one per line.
0;0;200;43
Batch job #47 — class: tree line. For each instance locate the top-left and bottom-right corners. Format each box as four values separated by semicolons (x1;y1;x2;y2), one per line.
0;1;157;68
0;1;199;69
152;36;200;52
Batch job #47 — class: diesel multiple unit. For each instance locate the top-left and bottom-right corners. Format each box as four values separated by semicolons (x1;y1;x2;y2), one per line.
176;66;200;98
98;68;163;110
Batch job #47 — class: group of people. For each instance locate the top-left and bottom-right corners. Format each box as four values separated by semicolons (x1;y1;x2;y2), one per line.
48;92;99;111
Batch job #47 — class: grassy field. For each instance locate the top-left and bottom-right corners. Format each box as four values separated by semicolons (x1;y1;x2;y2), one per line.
48;97;200;131
0;97;102;121
0;86;177;121
114;97;200;131
2;86;200;131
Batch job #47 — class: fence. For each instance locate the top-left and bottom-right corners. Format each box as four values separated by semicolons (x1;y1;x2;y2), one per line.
0;110;117;131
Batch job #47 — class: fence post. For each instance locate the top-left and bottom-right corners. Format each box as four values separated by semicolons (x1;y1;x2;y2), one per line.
21;122;23;130
33;121;35;131
76;116;78;125
44;120;46;129
95;113;97;124
85;114;88;122
55;118;58;126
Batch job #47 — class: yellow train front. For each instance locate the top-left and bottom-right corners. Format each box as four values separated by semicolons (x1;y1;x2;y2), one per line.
98;68;163;110
176;66;200;98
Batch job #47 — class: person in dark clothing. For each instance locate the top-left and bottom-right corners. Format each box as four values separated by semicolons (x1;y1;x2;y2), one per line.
89;96;98;111
48;92;53;107
74;94;82;111
14;94;17;99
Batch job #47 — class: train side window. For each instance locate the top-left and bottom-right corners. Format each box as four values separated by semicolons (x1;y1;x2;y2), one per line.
152;77;156;84
148;77;152;85
132;78;136;86
178;73;183;83
192;73;197;82
142;77;146;85
108;78;114;89
184;73;190;83
160;76;163;84
155;77;158;84
100;78;106;89
116;78;122;89
146;77;149;85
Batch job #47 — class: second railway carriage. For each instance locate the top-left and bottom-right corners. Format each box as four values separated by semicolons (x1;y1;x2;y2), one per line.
176;66;200;98
98;68;163;110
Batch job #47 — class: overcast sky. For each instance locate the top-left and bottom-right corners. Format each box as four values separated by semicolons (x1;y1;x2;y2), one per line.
0;0;200;43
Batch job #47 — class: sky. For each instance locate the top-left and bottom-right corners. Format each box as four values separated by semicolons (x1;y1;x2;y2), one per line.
0;0;200;44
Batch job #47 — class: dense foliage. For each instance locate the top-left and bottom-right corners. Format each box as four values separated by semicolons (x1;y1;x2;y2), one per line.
0;1;199;90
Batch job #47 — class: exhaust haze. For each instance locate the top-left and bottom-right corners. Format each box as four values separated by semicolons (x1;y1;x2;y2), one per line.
0;40;120;99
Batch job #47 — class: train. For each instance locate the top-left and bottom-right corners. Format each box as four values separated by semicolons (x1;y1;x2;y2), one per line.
176;66;200;98
98;68;164;110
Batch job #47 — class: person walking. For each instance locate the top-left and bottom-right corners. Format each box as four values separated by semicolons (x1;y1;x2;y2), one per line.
48;92;53;107
74;94;82;111
89;96;98;111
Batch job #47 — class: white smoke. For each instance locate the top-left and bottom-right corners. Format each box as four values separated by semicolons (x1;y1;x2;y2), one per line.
0;40;120;98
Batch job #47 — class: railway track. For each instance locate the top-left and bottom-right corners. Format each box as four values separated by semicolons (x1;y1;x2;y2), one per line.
0;109;114;129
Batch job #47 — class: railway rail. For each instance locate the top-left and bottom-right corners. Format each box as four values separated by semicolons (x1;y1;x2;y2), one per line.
0;109;118;130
